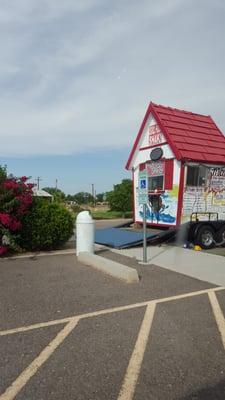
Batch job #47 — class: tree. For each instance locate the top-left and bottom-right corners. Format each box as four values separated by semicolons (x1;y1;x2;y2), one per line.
42;187;65;202
96;193;104;202
66;194;76;202
107;179;133;215
73;192;94;205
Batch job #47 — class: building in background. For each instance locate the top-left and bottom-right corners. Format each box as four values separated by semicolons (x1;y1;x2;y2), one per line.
32;187;53;202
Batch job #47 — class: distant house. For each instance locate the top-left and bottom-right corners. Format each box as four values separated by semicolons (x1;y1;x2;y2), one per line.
32;187;53;201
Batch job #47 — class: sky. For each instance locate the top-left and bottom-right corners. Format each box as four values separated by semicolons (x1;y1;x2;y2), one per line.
0;0;225;194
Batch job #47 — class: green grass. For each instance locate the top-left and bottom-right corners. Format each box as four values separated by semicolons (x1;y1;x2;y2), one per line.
90;210;133;220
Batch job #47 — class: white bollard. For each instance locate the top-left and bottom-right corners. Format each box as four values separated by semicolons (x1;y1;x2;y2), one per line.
76;211;95;255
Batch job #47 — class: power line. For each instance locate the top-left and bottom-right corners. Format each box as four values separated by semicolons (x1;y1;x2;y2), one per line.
35;176;42;190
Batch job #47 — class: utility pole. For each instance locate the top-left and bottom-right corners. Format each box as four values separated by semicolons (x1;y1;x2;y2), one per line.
91;183;95;198
36;176;42;190
91;183;96;206
55;179;58;190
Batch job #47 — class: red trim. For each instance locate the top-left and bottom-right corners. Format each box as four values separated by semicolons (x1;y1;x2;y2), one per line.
139;142;167;151
136;220;177;228
125;102;152;170
176;163;185;226
125;102;182;170
139;163;146;171
164;159;174;190
183;158;225;166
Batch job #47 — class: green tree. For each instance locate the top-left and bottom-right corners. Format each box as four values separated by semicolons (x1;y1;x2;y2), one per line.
107;179;133;215
0;165;7;183
42;187;65;202
73;192;94;205
66;194;76;202
96;193;104;202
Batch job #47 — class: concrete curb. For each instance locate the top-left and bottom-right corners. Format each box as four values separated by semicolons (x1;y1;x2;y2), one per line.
2;249;75;260
77;252;139;283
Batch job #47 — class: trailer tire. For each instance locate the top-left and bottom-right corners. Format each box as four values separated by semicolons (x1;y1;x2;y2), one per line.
217;226;225;247
195;225;215;249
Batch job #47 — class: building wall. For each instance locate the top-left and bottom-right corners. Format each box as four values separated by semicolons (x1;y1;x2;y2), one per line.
181;165;225;222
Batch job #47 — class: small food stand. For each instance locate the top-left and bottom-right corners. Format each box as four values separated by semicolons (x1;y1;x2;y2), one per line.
126;102;225;230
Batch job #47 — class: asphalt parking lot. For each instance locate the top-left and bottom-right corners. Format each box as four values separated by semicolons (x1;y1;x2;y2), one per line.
1;251;225;399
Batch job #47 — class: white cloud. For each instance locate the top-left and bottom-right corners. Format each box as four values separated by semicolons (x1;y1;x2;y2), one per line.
0;0;224;156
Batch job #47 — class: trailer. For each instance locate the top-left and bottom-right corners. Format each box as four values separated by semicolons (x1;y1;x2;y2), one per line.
126;102;225;249
185;212;225;249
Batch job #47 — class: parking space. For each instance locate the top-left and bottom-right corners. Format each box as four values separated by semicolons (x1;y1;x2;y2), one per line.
1;252;225;399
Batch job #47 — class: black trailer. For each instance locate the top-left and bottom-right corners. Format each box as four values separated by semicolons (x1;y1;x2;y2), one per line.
187;213;225;249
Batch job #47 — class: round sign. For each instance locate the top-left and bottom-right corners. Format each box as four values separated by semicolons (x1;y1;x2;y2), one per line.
150;147;163;161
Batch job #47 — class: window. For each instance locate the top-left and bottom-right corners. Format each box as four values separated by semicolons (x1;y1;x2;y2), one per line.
148;175;164;191
186;165;207;187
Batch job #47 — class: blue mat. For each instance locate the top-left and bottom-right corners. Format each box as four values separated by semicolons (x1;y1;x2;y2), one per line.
95;228;158;249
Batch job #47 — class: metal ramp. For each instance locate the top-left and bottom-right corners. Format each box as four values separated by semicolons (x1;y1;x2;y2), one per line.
95;226;176;249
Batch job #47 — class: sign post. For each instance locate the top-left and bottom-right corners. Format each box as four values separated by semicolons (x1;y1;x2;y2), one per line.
143;203;147;263
138;171;148;263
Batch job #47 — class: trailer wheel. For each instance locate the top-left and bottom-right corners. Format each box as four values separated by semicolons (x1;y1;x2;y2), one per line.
217;226;225;247
195;225;215;249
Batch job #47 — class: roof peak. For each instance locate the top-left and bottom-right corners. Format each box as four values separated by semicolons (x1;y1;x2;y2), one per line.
150;101;210;118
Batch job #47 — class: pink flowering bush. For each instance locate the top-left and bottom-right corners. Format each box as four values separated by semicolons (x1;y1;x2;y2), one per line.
0;166;34;255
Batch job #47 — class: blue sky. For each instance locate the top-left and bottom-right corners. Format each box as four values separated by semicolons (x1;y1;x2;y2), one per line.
0;0;225;194
2;149;129;194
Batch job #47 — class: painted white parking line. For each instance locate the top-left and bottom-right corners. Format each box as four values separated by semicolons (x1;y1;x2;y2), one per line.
117;303;156;400
0;286;224;337
0;317;72;337
208;291;225;349
0;317;80;400
1;287;225;400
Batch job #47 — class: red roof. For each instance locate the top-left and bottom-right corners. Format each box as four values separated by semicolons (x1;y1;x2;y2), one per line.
126;102;225;169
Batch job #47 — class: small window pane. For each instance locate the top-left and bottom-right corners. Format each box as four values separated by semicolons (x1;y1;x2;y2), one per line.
186;166;198;186
148;175;164;191
186;166;207;187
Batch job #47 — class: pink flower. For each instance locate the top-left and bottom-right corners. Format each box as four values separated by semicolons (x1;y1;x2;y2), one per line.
9;218;22;231
3;180;19;190
0;246;8;255
27;183;35;189
0;213;11;227
20;176;27;182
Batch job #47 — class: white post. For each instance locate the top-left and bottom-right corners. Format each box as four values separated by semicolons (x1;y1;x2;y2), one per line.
76;211;95;256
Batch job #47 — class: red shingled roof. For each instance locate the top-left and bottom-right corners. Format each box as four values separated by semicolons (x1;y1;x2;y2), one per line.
126;102;225;169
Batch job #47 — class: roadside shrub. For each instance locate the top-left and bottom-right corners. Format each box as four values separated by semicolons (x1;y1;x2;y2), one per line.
18;200;74;251
0;166;34;255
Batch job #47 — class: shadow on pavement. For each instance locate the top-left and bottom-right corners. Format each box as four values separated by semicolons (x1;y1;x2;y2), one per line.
180;379;225;400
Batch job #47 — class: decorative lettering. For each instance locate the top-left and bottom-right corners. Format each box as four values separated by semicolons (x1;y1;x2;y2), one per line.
148;124;164;146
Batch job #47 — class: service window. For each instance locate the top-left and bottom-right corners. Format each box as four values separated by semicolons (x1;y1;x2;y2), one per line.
148;175;164;191
186;165;207;186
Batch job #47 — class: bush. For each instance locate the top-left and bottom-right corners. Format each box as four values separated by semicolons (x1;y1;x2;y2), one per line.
19;200;74;251
0;166;34;255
